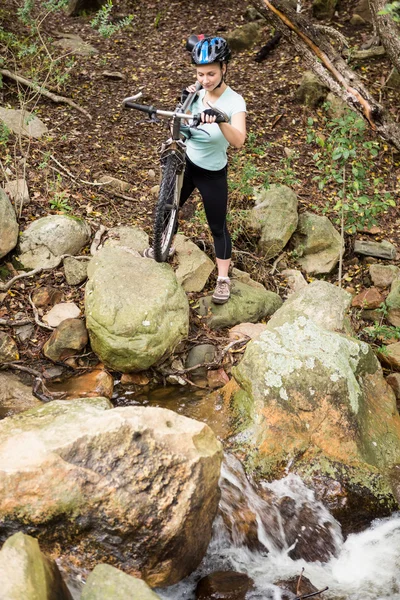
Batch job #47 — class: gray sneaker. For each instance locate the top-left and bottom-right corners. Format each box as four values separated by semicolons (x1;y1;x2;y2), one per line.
143;246;175;259
212;278;231;304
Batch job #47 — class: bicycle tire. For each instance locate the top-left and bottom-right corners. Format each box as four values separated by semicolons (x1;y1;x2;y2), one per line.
153;153;181;262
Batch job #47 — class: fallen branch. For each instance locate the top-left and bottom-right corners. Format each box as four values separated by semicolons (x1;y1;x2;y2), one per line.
0;68;92;120
90;225;107;255
0;362;66;403
314;24;349;48
0;318;33;327
162;338;249;376
343;46;386;59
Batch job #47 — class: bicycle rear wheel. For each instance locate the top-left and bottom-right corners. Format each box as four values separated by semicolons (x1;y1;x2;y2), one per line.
153;153;181;262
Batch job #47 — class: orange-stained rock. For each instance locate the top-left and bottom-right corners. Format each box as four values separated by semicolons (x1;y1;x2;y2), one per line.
0;331;19;362
121;373;151;386
31;286;62;308
228;322;267;341
207;368;230;389
196;571;253;600
46;369;114;399
378;342;400;370
351;287;384;309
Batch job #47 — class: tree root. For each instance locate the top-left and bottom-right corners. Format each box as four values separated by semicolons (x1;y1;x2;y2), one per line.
0;69;92;120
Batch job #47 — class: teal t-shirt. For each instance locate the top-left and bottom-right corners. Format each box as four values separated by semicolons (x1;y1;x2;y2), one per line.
183;86;246;171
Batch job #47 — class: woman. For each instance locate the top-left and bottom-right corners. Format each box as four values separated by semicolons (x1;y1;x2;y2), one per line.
146;36;247;304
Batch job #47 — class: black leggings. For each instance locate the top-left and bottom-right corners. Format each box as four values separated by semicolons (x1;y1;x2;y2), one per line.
179;157;231;260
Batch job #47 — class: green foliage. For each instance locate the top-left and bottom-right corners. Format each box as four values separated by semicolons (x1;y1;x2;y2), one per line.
364;323;400;342
378;1;400;22
0;123;10;147
49;174;72;213
90;0;134;38
306;106;395;233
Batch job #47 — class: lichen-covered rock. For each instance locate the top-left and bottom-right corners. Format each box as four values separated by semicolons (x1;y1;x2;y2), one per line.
267;280;352;333
197;281;282;330
104;225;149;254
0;398;223;587
292;212;342;274
81;564;161;600
63;256;88;285
0;532;73;600
229;282;400;521
386;279;400;327
295;72;328;107
0;189;18;259
225;22;263;51
174;234;214;292
85;246;189;371
250;185;298;259
312;0;338;19
18;215;91;269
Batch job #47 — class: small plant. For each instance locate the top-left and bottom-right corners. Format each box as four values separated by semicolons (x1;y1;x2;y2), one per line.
379;1;400;22
49;191;72;213
91;1;134;38
306;107;396;234
364;323;400;342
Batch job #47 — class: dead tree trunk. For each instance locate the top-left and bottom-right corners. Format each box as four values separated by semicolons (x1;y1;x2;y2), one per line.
252;0;400;151
369;0;400;73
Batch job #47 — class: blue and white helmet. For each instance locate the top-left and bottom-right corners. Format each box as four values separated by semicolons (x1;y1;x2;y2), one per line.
191;37;231;65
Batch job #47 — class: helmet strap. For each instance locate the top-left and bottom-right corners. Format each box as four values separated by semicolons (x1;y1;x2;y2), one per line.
215;63;227;89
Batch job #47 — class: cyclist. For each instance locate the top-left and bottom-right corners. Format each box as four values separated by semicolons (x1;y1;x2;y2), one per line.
146;36;246;304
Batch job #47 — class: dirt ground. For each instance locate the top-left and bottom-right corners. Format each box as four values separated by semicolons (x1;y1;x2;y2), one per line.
0;0;399;370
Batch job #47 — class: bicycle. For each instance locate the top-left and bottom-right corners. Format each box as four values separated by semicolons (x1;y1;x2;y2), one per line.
122;85;228;262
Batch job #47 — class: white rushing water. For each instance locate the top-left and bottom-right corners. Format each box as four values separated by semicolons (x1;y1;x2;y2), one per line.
157;455;400;600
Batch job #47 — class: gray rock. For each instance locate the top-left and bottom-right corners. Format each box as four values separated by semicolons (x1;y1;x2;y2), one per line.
81;564;161;600
96;174;131;192
386;68;400;90
102;71;124;80
354;239;397;260
0;373;41;419
281;269;308;295
63;256;88;285
353;0;372;22
350;13;367;24
292;212;343;274
268;280;352;333
245;6;265;20
0;331;19;362
104;225;149;254
295;72;328;107
231;268;265;289
250;185;298;259
197;280;282;330
313;0;338;19
18;215;91;269
53;35;98;56
185;344;216;376
0;532;73;600
3;179;30;209
0;189;18;259
15;323;35;343
43;318;88;362
0;108;48;139
174;234;214;292
43;302;81;327
369;263;400;288
0;399;222;587
225;22;263;51
325;92;351;119
386;279;400;327
85;246;189;371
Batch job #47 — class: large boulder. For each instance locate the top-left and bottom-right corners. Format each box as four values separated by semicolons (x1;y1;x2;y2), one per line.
81;564;161;600
197;280;282;330
225;22;263;51
0;532;72;600
0;398;223;587
174;234;214;292
104;225;149;254
229;282;400;521
291;212;342;274
0;189;19;259
85;246;189;371
18;215;91;269
249;185;298;259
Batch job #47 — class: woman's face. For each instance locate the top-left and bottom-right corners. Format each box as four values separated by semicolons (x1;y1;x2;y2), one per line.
195;63;226;91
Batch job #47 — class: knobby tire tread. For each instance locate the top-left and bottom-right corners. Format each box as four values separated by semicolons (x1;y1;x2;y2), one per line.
153;154;180;262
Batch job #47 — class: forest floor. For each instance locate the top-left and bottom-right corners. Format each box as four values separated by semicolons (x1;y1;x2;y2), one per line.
0;0;399;372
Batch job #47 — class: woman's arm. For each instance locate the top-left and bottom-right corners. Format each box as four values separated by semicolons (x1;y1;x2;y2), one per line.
219;112;246;148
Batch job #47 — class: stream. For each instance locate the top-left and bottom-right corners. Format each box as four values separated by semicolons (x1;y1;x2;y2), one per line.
113;383;400;600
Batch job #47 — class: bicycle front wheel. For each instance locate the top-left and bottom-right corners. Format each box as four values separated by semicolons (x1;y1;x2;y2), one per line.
153;153;181;262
